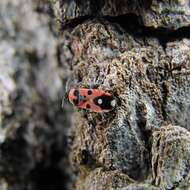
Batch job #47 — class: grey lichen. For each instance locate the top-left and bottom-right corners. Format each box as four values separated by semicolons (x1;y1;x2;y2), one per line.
0;42;16;138
57;0;190;29
141;0;190;29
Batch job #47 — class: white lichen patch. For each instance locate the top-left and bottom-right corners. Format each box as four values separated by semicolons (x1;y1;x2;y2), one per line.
0;41;16;132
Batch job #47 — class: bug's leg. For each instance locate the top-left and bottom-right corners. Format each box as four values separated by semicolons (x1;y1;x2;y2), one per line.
101;112;111;125
102;63;110;86
87;113;97;137
61;94;67;108
96;63;110;87
65;69;83;92
88;74;98;89
62;79;72;108
89;83;99;89
100;112;106;124
65;74;75;93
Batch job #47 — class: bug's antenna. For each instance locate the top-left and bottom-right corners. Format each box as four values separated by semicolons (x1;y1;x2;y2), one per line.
61;90;69;108
65;78;71;93
62;73;75;108
61;96;65;108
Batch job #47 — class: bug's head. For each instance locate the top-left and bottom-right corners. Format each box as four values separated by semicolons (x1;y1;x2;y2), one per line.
67;88;87;106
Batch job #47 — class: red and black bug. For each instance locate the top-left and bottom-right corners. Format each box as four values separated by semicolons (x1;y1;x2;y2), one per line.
68;88;116;112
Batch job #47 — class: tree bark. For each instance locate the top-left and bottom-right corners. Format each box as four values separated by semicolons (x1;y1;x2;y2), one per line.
54;0;190;189
0;0;190;190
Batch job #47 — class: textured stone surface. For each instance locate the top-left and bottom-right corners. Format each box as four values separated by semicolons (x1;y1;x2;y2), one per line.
75;167;160;190
164;40;190;127
75;168;133;190
152;125;190;189
55;0;190;29
141;0;190;29
63;19;190;129
59;19;190;189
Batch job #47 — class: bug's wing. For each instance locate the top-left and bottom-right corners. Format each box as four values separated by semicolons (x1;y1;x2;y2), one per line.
78;100;112;113
77;100;101;112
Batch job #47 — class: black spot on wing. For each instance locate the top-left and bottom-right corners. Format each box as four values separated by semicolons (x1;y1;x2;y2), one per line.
73;89;86;106
73;98;80;105
86;104;91;109
87;90;92;95
93;95;115;110
73;89;79;97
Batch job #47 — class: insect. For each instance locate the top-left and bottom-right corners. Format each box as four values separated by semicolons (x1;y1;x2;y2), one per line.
67;87;116;113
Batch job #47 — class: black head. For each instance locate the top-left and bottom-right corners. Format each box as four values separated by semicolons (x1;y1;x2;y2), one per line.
93;95;116;110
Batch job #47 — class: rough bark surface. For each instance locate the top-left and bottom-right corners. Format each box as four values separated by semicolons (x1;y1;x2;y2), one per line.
55;0;190;29
59;19;190;190
0;0;190;190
